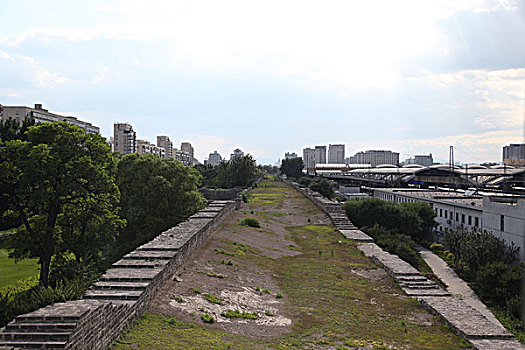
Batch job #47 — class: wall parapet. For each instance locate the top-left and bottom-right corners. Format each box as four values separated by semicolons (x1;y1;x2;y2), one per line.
0;200;237;350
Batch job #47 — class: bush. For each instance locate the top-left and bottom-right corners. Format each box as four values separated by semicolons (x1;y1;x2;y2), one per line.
201;313;215;323
240;217;260;228
297;177;312;186
308;177;334;199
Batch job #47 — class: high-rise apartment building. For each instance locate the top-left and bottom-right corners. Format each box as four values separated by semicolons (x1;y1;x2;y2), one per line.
208;151;223;166
503;144;525;166
284;152;298;159
314;146;327;164
354;150;399;167
181;142;194;164
0;103;99;134
157;136;173;159
328;144;345;164
405;154;434;166
113;123;137;154
137;139;166;158
303;147;316;174
230;148;244;160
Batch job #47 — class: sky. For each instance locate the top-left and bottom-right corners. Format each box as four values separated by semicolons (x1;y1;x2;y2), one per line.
0;0;524;165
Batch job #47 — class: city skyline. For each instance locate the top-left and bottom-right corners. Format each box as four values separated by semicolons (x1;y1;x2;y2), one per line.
0;1;524;164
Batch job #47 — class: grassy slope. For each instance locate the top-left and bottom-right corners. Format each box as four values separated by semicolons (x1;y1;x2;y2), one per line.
0;249;39;290
113;180;468;349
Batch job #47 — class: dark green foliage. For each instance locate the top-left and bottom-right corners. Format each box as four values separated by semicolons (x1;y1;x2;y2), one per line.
0;117;35;142
443;228;519;279
0;122;120;287
221;309;258;319
280;157;304;179
196;155;259;189
476;262;522;313
204;293;222;304
344;198;436;241
297;176;312;186
193;164;218;187
308;177;334;199
201;313;215;323
240;217;260;228
258;164;279;175
115;153;207;257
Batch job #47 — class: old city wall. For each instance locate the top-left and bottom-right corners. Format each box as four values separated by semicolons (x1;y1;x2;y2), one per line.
0;199;238;350
286;180;525;350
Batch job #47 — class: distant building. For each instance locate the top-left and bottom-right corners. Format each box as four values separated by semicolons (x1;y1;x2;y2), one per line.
354;150;399;167
285;152;298;159
181;142;194;165
328;144;345;164
137;139;166;158
174;149;191;166
157;136;173;159
230;148;244;160
405;154;433;167
345;155;358;164
208;151;223;166
314;145;327;164
503;144;525;167
0;103;100;133
114;123;137;154
303;147;316;174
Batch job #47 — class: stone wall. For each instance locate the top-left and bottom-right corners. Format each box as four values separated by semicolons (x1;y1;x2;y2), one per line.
0;200;236;350
286;179;525;350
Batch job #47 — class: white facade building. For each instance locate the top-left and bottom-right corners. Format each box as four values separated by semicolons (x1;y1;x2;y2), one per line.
328;144;345;164
114;123;137;154
208;151;223;166
157;136;173;159
374;188;525;261
0;104;100;134
354;150;399;167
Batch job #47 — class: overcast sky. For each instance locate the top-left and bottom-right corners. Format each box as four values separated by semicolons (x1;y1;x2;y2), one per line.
1;0;524;164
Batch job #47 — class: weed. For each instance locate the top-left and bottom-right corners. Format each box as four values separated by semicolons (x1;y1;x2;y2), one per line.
173;296;184;303
221;309;258;319
214;248;235;257
192;288;201;294
239;217;260;228
201;313;215;323
204;293;222;305
255;286;261;292
262;288;271;294
206;271;225;279
265;311;274;316
276;293;283;299
227;259;233;266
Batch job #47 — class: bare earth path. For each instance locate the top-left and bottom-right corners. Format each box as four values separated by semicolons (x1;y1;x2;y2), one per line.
112;179;467;349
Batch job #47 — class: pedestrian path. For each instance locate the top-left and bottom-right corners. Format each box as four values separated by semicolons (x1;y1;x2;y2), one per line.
418;247;504;328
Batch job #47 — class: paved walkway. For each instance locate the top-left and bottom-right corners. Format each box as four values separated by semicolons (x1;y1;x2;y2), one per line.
418;247;504;328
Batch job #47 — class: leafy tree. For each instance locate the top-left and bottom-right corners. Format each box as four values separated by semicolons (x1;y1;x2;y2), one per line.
280;157;304;179
115;153;207;256
194;164;218;187
309;177;334;199
258;164;279;175
0;122;119;287
0;117;36;142
227;154;259;187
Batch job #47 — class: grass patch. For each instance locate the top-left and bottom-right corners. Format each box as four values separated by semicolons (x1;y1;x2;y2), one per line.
0;249;39;290
201;313;215;323
204;293;222;305
221;309;258;319
239;217;260;228
205;271;225;279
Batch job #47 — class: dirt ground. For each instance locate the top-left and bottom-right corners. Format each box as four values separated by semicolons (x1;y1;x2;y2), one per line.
148;181;330;338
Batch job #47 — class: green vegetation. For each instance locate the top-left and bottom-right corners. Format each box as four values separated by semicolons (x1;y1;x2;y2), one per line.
173;296;184;303
221;309;258;319
206;271;225;279
280;157;304;179
0;249;39;289
194;154;259;188
239;217;260;228
200;313;215;323
204;293;222;305
297;176;312;186
436;229;524;341
308;177;335;199
192;288;201;294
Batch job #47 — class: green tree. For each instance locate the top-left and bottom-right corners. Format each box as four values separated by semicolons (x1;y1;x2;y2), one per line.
0;122;120;287
280;157;304;179
115;153;207;256
309;177;334;199
227;154;259;187
0;117;36;142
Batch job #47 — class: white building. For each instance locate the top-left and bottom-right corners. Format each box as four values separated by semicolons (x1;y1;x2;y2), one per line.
114;123;136;154
328;144;345;164
157;136;173;159
405;154;433;167
354;150;399;167
374;188;525;261
208;151;223;166
0;103;100;134
230;148;244;160
303;147;316;174
314;145;327;164
137;139;166;158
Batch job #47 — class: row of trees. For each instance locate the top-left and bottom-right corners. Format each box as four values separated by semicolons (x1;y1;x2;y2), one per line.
194;154;259;188
0;121;206;288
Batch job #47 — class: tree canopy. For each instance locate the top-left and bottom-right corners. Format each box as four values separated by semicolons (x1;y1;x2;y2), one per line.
0;122;120;287
309;177;334;199
280;157;304;179
115;153;207;256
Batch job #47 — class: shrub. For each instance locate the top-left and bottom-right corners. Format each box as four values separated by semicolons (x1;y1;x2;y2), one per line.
240;217;260;228
201;313;215;323
204;293;222;305
221;309;258;319
308;177;334;199
297;177;312;186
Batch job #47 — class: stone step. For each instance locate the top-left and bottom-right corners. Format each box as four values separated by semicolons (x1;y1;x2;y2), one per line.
403;288;451;297
83;289;143;301
395;275;428;283
91;281;149;291
0;331;70;341
123;251;176;260
400;282;439;289
99;268;162;282
0;341;67;349
4;323;75;332
112;259;169;269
